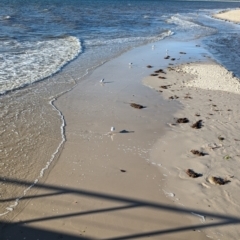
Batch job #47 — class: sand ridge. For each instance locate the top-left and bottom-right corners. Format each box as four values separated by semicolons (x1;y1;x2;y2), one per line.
213;9;240;24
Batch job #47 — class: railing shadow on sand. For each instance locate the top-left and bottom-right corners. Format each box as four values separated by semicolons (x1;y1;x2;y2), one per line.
0;177;240;240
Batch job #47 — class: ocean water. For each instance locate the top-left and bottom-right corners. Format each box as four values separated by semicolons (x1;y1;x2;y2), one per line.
0;0;240;219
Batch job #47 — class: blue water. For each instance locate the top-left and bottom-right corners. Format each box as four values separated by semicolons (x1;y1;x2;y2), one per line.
0;0;240;94
0;0;240;219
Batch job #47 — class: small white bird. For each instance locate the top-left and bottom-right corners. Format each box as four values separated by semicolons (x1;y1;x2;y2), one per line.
111;126;115;132
129;62;132;66
152;44;155;49
100;78;104;83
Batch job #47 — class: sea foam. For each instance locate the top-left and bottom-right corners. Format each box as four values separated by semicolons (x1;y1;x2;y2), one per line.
0;36;81;94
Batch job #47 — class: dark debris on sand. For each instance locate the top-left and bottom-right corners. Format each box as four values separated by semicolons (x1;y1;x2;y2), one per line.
186;169;202;178
155;69;166;74
130;103;145;109
211;176;230;185
169;95;179;100
160;85;171;89
191;150;207;156
147;65;153;68
176;117;189;123
119;130;131;133
218;136;225;141
191;120;202;129
150;73;158;76
184;94;192;99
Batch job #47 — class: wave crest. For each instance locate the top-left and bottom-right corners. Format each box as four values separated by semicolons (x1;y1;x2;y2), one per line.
85;30;174;47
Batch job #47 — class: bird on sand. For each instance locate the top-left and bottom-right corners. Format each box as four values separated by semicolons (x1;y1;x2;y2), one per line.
111;127;115;132
100;78;104;83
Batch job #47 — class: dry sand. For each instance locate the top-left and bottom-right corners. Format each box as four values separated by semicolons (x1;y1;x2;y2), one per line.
144;60;240;239
213;9;240;23
0;41;211;240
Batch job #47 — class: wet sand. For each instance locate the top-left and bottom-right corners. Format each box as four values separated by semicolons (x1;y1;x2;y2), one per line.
0;40;211;239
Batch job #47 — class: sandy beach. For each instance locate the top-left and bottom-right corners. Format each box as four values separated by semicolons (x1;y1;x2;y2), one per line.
213;9;240;23
144;60;240;239
1;26;240;240
1;40;213;240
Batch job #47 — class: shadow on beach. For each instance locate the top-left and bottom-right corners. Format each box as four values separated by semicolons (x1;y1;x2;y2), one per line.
0;177;240;239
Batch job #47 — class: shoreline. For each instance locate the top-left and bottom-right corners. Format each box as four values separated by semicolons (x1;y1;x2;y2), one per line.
213;9;240;24
2;27;240;239
1;4;240;240
1;40;211;240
